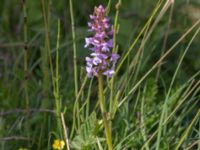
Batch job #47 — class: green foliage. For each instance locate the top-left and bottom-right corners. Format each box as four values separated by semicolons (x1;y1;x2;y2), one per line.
0;0;200;149
71;112;101;150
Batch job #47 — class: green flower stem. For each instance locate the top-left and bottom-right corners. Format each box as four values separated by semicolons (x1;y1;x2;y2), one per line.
22;0;29;113
69;0;78;97
54;20;63;137
22;0;30;148
98;75;113;150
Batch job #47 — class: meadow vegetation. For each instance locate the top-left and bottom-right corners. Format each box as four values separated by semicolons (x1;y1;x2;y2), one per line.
0;0;200;149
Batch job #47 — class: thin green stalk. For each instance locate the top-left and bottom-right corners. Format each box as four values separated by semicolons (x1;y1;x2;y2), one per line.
156;24;200;150
54;20;62;137
78;78;93;118
199;119;200;150
175;110;200;150
55;20;61;114
85;78;93;118
141;80;200;150
22;0;30;148
106;0;112;15
61;113;70;150
40;1;54;147
69;0;78;97
115;0;164;75
156;1;174;81
118;19;200;107
127;0;171;81
40;0;55;91
113;0;121;54
128;1;163;75
98;75;113;150
138;0;172;52
114;2;161;108
70;76;88;138
109;0;121;118
41;0;51;108
22;0;29;113
69;0;80;139
185;140;200;150
141;85;150;150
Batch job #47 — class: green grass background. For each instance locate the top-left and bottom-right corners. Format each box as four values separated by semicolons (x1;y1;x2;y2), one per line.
0;0;200;149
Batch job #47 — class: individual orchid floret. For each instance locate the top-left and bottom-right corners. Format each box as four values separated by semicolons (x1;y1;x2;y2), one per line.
85;5;119;78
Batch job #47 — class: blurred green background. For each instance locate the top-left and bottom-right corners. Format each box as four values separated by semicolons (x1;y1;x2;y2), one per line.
0;0;200;149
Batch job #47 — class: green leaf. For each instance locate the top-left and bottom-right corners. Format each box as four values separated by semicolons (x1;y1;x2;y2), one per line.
71;112;101;150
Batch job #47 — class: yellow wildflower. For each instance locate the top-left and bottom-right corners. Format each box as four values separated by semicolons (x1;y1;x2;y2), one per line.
52;139;65;150
18;148;28;150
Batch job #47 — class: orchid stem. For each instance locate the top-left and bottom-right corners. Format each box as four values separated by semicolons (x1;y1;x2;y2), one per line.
98;75;113;150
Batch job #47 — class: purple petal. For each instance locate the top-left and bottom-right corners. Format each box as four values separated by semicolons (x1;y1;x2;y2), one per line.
89;15;95;19
102;46;109;52
90;53;97;56
89;46;99;51
97;5;105;13
99;53;108;59
107;39;113;47
86;67;93;78
103;69;115;78
85;38;92;48
93;56;102;65
88;22;92;27
104;23;110;29
86;57;93;67
110;53;120;62
103;17;110;23
108;29;114;36
95;32;106;39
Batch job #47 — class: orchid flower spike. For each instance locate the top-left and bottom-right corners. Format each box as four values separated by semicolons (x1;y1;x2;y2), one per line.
85;5;119;78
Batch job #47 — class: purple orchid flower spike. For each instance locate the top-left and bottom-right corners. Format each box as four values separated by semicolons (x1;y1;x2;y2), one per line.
85;5;119;78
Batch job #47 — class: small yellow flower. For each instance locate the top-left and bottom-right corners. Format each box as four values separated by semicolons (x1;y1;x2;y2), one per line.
52;139;65;150
18;148;28;150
